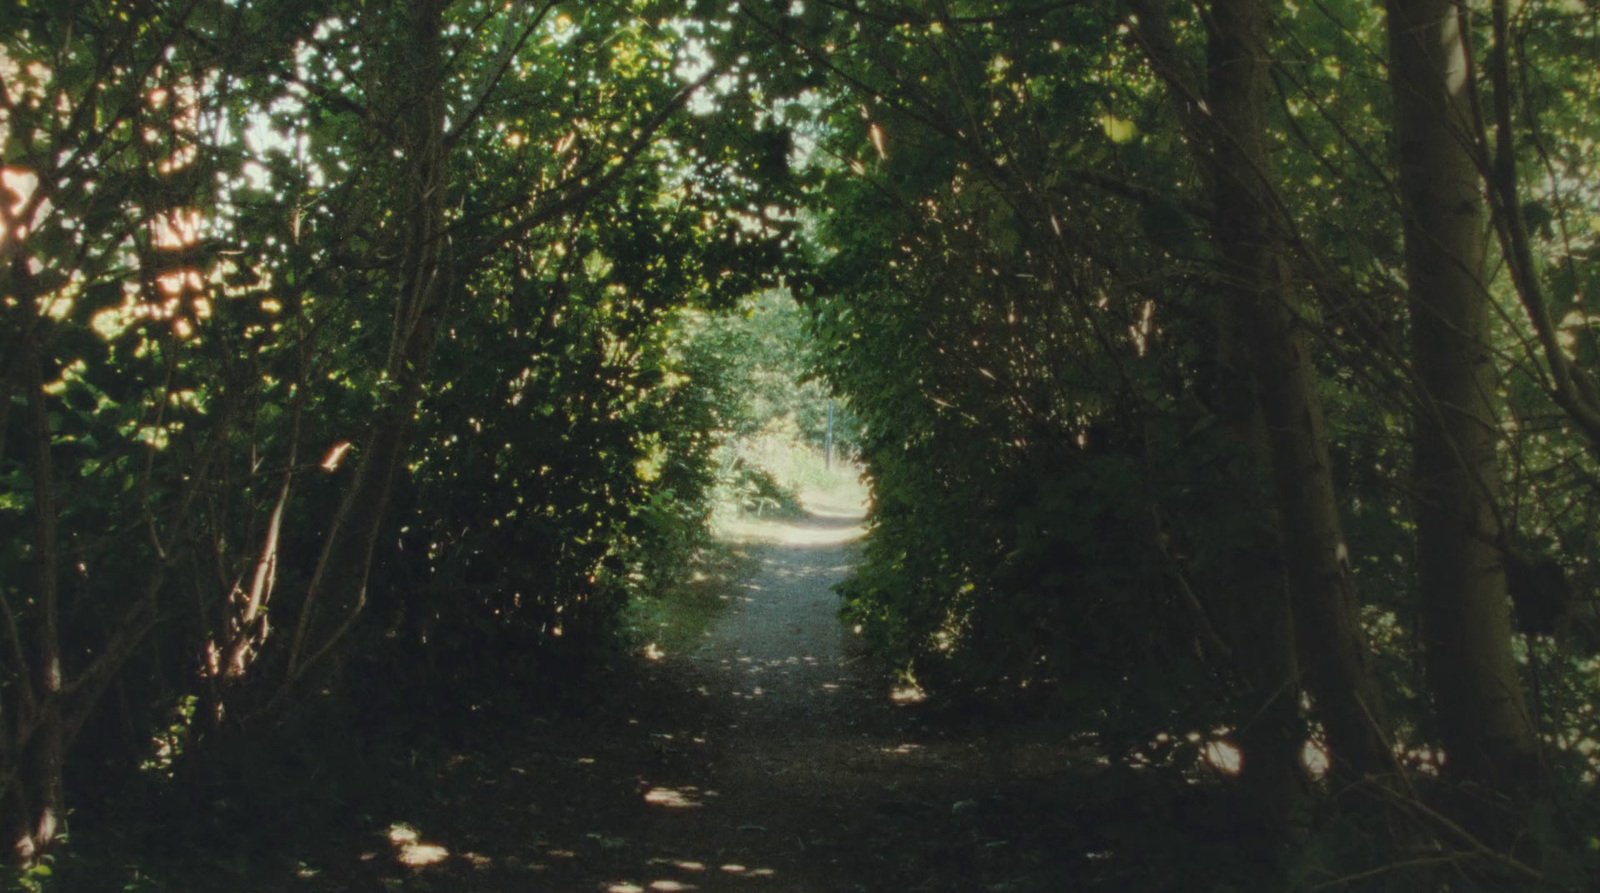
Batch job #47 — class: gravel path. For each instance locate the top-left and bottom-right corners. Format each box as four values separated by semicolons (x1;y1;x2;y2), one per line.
298;498;1105;893
689;507;868;723
600;500;1093;893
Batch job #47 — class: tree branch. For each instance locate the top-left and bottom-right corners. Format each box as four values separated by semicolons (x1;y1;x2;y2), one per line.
456;68;720;269
1477;0;1600;451
445;0;558;147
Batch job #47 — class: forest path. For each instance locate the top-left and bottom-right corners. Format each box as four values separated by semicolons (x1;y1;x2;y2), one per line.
305;495;1119;893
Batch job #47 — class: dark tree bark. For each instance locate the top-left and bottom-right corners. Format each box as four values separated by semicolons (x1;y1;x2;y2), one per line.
282;0;454;691
1385;0;1539;797
9;336;66;865
1203;0;1396;785
1132;0;1401;836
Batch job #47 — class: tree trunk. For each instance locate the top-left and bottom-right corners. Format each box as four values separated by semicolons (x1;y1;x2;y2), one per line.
1204;152;1306;848
1204;0;1400;812
1385;0;1539;795
10;337;66;865
1201;2;1312;829
281;0;453;691
1132;0;1401;825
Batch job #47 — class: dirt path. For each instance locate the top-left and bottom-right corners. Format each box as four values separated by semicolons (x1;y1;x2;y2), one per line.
303;499;1120;893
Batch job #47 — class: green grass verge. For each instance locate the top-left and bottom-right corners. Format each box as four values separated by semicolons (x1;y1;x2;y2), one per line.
620;536;762;659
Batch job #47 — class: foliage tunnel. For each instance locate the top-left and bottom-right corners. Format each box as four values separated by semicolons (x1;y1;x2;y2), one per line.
5;0;1600;889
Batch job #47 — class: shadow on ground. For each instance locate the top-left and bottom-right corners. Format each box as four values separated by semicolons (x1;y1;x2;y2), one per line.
205;502;1236;893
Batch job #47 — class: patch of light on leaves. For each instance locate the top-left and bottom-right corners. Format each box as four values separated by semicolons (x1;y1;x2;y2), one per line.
1099;114;1138;143
1201;740;1242;776
1302;739;1330;779
1;166;41;246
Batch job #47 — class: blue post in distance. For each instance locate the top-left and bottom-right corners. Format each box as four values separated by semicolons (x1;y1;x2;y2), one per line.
826;399;835;470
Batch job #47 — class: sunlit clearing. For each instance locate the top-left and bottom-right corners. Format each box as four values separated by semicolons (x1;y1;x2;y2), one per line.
1201;740;1242;776
890;685;926;704
387;822;449;867
724;515;865;547
644;786;701;808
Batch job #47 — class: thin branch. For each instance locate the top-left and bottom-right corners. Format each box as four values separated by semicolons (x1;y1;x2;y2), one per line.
815;0;1089;28
0;588;36;717
24;300;62;708
1375;784;1558;887
445;0;557;147
456;68;720;268
1477;0;1600;451
1306;854;1487;892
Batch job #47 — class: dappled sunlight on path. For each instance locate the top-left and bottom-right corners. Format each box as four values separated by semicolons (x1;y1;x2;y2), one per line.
290;488;1105;893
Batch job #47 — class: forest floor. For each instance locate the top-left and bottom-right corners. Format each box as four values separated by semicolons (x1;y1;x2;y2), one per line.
104;492;1239;893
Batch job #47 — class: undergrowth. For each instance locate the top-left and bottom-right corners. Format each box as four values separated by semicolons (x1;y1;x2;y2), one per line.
621;536;763;659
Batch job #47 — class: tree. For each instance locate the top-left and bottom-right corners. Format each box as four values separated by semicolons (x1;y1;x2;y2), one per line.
1385;0;1540;801
1128;0;1402;850
0;2;314;858
0;0;791;865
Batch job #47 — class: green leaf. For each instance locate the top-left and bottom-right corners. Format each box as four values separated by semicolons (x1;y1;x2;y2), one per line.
1521;200;1555;239
1099;115;1138;143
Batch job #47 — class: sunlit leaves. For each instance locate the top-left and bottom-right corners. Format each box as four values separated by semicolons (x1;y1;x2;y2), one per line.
1098;114;1137;143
